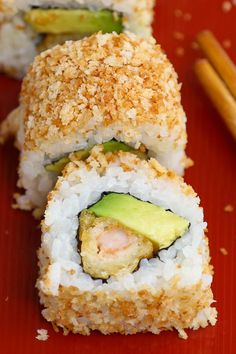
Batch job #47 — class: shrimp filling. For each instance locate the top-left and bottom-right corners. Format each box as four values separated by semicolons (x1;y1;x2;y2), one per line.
79;211;153;279
79;193;190;279
97;229;133;255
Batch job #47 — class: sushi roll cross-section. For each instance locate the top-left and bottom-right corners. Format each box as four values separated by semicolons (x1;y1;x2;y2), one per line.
80;193;189;279
0;32;189;217
0;0;155;78
38;146;217;337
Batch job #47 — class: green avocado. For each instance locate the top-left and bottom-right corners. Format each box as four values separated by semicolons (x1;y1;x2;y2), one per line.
45;140;147;173
24;8;123;35
89;193;190;251
44;156;70;173
45;149;90;173
102;141;147;160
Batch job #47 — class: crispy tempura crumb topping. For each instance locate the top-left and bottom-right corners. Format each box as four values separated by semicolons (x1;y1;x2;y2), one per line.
20;32;186;152
35;328;49;341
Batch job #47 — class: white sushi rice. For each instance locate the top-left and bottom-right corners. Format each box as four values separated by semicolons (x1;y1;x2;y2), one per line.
0;0;155;78
0;14;37;78
38;150;210;296
16;129;186;214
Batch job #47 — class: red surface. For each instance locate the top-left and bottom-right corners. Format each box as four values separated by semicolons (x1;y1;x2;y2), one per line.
0;0;236;353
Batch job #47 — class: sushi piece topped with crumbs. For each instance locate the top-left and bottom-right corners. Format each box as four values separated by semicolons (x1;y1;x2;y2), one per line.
0;31;188;216
38;146;217;337
0;0;155;78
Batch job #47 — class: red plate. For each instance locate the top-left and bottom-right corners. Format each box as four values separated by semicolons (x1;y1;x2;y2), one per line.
0;0;236;353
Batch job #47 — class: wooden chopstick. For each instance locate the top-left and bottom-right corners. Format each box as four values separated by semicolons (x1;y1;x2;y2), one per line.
196;30;236;100
194;59;236;141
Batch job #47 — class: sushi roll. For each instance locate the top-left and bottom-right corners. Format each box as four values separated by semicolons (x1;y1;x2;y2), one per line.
1;32;189;216
0;1;16;22
38;146;217;337
0;0;155;78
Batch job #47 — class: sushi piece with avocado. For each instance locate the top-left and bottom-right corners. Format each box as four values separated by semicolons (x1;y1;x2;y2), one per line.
80;194;189;279
0;32;189;217
38;146;217;336
0;0;155;78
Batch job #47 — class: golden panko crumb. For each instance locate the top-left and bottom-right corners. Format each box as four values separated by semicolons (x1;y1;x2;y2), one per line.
184;157;194;168
37;261;217;336
51;322;60;333
222;39;232;48
173;31;185;40
174;10;192;21
222;1;232;12
191;41;200;50
183;13;192;21
36;329;49;341
0;0;16;20
224;204;234;212
20;32;185;152
178;328;188;339
174;9;183;18
149;158;167;176
175;47;185;57
220;247;228;256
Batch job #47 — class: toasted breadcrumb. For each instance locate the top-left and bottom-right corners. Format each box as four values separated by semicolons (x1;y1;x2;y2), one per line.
183;13;192;21
222;39;232;48
220;248;228;256
185;157;194;168
177;328;188;339
36;329;49;341
224;204;234;212
173;31;185;40
149;158;167;176
222;1;232;12
174;9;183;17
38;262;217;336
0;0;16;21
175;9;183;17
20;32;186;152
191;41;199;50
174;10;191;21
175;47;185;57
51;322;60;333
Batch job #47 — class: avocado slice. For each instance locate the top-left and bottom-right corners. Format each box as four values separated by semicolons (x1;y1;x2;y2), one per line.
45;149;90;173
44;140;147;173
103;140;147;160
24;9;123;35
89;193;190;251
45;156;70;173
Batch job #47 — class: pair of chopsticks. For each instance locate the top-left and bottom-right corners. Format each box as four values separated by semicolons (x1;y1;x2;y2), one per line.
194;30;236;141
